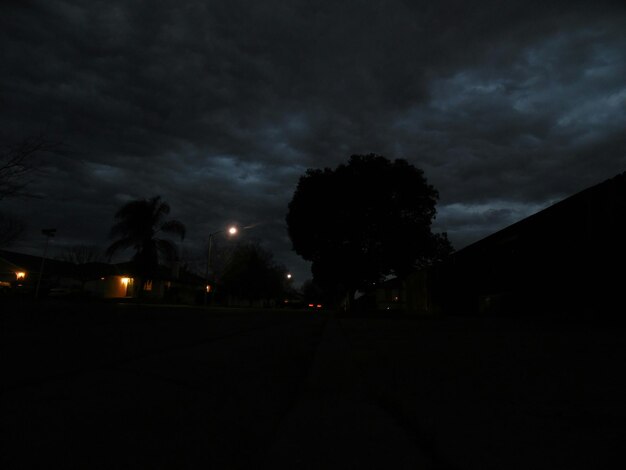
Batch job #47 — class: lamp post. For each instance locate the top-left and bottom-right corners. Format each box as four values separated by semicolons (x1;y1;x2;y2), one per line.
204;226;238;306
35;228;56;299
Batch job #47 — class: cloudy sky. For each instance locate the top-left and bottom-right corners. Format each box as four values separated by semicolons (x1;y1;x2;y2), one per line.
1;0;625;283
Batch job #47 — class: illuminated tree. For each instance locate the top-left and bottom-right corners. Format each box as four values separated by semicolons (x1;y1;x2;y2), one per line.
286;154;452;306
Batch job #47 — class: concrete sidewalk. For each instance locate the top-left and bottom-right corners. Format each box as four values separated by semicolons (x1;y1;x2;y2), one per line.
265;317;436;469
1;307;323;469
339;316;626;469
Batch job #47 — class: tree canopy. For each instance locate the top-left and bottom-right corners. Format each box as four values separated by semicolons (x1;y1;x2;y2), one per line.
286;154;452;298
219;241;288;303
106;196;186;277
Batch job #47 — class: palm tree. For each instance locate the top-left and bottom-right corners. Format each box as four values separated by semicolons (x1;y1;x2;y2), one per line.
106;196;186;283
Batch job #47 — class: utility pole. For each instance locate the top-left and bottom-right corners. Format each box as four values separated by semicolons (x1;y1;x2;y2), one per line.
204;226;238;306
35;228;56;299
203;232;215;306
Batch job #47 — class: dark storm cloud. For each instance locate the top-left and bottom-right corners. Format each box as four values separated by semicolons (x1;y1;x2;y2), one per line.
1;0;625;280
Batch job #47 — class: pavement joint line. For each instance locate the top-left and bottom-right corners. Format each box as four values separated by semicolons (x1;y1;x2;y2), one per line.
262;315;440;468
335;317;457;470
250;314;331;464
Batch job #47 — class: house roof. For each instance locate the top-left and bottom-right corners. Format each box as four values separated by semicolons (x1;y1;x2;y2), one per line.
111;262;204;284
0;250;77;277
0;250;204;285
451;170;626;258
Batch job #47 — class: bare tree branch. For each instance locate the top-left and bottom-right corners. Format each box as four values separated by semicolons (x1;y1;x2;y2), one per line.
57;245;104;264
0;211;26;248
0;134;63;200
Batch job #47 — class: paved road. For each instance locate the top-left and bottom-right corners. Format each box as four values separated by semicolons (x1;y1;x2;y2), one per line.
2;301;328;469
2;300;625;469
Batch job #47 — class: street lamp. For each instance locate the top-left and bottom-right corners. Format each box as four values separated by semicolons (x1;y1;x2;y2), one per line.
35;228;57;299
204;225;238;306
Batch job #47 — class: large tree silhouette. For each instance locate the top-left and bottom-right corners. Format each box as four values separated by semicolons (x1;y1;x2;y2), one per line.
286;154;451;305
106;196;186;283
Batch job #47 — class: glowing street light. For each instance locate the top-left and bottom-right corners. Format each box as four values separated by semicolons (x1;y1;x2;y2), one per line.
204;225;238;306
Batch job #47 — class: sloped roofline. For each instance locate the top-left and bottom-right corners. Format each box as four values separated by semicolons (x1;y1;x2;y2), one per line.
451;171;626;256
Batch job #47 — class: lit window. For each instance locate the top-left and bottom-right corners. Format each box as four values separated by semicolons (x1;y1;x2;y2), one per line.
144;280;153;291
121;277;131;286
15;272;26;280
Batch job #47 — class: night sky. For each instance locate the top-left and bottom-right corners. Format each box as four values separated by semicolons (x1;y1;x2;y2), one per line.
1;0;625;284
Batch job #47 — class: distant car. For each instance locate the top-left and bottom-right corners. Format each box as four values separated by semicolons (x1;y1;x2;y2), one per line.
306;302;323;310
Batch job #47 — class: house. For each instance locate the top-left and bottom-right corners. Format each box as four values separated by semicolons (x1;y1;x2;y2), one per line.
0;249;80;295
80;262;136;299
354;277;407;313
82;262;206;304
445;171;625;316
0;250;205;304
399;171;626;317
0;253;28;292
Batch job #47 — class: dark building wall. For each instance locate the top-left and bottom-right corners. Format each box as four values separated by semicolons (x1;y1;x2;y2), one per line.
433;172;626;317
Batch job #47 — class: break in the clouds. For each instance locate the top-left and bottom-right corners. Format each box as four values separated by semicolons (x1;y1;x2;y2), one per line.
1;0;625;282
